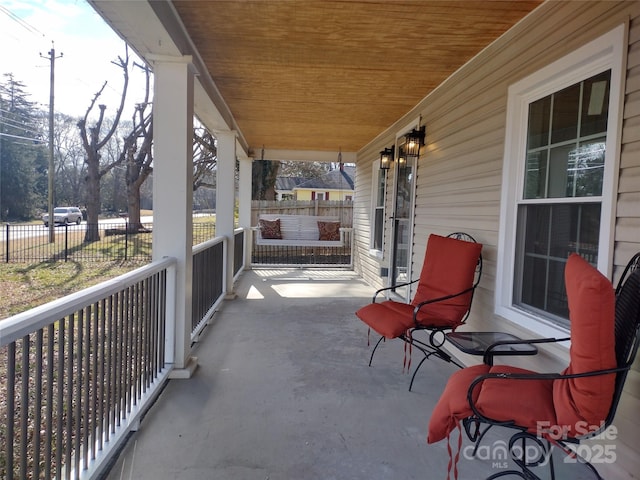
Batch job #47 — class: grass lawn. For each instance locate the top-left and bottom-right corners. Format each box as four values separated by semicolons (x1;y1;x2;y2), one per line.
0;212;218;320
0;260;148;319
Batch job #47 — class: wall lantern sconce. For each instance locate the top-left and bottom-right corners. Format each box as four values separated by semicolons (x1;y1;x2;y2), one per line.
379;146;394;170
404;125;426;158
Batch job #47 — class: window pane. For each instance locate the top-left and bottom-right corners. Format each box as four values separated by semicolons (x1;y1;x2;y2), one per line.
528;96;551;149
578;204;601;263
516;203;600;323
581;71;610;136
546;259;568;317
548;144;573;198
374;208;384;250
548;204;576;258
521;255;547;310
376;170;386;207
524;151;547;199
570;140;605;197
371;165;386;252
551;83;580;144
523;204;550;255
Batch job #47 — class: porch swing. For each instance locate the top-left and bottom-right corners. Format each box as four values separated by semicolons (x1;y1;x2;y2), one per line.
253;148;352;250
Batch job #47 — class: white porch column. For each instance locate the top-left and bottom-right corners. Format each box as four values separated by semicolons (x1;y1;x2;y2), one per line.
151;56;197;378
216;130;237;297
238;155;252;228
237;154;253;267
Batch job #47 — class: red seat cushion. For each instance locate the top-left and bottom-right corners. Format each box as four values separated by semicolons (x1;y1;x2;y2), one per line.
355;302;416;338
552;254;616;437
383;300;464;328
412;234;482;327
475;365;557;433
428;364;556;444
428;364;490;443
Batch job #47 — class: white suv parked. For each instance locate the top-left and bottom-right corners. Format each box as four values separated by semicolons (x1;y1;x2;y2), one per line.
42;207;83;226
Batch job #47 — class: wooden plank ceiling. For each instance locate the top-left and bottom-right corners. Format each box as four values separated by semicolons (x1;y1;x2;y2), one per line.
173;0;542;154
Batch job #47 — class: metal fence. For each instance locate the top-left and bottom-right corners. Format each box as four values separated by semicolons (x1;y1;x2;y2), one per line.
251;228;353;267
1;223;216;263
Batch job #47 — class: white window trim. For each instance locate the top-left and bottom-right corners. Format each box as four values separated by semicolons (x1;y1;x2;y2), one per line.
369;160;385;258
496;24;626;338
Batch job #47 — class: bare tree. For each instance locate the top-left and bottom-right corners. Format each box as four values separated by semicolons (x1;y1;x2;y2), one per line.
119;71;218;230
120;63;153;232
193;125;217;191
52;113;85;207
77;48;130;242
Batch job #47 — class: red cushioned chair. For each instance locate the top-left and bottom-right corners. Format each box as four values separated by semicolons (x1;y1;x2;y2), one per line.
427;253;640;480
356;233;483;390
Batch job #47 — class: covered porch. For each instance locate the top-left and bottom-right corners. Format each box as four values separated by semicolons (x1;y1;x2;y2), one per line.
2;1;639;478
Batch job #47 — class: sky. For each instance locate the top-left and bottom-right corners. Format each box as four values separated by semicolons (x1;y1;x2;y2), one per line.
0;0;147;120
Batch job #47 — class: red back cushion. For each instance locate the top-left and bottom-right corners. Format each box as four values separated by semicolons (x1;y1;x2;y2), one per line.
552;254;616;437
411;234;482;327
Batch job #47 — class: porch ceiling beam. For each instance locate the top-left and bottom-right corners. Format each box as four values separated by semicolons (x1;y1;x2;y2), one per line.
258;149;357;164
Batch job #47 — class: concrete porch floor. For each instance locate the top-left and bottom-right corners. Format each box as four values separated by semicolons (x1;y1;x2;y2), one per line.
103;269;602;480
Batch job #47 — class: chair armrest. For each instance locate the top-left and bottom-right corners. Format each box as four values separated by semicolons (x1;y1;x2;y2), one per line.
466;364;627;428
411;286;475;325
483;337;570;365
371;279;419;303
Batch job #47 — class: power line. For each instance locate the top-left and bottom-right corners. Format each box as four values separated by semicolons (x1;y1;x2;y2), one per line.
0;119;41;136
0;131;45;143
0;5;45;37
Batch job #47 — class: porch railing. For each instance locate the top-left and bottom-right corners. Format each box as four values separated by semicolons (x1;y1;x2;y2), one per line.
191;228;246;341
0;257;177;480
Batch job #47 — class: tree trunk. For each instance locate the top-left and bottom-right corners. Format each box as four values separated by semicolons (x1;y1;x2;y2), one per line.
84;156;101;242
125;160;146;232
126;189;143;232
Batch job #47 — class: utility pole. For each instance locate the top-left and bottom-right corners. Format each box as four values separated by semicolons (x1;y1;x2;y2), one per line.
0;101;3;223
41;45;63;243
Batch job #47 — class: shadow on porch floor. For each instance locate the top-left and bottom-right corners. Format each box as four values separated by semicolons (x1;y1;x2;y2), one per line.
103;269;601;480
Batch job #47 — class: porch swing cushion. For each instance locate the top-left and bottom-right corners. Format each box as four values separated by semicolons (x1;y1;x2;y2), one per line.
258;218;283;239
318;220;341;241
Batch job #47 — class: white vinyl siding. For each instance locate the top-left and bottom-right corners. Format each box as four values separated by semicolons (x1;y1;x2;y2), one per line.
354;2;640;478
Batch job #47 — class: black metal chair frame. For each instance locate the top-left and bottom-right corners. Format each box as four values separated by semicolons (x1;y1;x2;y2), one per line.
368;232;483;390
461;252;640;479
